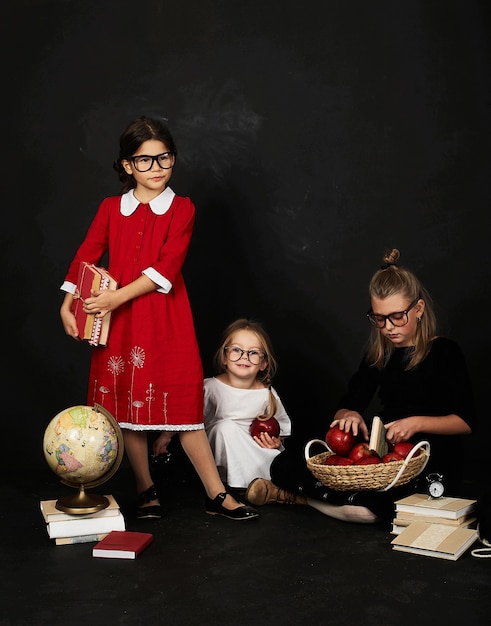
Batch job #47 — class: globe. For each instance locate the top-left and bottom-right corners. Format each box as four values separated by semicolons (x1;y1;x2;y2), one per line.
43;404;124;514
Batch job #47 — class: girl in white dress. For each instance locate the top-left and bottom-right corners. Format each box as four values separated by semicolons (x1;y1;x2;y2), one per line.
204;319;292;489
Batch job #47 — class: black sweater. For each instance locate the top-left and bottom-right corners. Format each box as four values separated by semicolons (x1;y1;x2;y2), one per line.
338;337;476;488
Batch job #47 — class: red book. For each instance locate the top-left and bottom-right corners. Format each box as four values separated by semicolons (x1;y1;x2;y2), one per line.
73;262;117;346
92;530;154;559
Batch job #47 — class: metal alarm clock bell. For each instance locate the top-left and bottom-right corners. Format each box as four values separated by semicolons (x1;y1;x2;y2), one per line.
426;473;445;498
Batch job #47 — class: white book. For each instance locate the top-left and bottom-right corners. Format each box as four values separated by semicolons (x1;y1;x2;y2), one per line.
55;533;109;546
368;415;388;457
394;512;477;527
391;517;477;535
391;522;478;561
394;494;477;520
47;510;126;539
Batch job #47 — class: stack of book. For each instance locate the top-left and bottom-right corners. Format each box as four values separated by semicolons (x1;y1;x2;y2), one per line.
40;495;126;545
73;262;117;346
391;493;478;561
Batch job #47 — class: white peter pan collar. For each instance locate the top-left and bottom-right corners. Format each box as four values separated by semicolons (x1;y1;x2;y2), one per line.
120;187;176;216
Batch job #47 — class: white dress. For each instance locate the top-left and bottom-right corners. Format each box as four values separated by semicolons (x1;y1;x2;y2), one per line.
204;377;292;488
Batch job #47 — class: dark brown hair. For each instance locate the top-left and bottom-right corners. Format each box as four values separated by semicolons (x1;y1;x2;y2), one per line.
113;116;177;194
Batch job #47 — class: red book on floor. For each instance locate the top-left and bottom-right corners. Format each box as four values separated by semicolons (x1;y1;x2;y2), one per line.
92;530;154;559
73;262;117;346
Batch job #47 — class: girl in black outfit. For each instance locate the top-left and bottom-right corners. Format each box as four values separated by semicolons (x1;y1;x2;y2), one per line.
246;248;475;524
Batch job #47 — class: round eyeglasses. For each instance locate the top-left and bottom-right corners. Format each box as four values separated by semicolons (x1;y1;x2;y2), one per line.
128;152;176;172
366;298;419;328
224;346;265;365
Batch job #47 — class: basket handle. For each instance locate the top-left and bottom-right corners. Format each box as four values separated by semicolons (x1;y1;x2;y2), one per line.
378;440;431;492
304;439;330;460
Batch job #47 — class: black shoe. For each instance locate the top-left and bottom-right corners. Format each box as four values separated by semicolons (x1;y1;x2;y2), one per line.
137;484;162;520
137;505;162;520
205;492;259;521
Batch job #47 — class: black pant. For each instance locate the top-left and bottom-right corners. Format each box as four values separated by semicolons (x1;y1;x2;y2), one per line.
270;446;417;523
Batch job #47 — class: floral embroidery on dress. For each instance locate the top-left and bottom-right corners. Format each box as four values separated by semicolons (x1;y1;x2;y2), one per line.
146;383;155;422
163;391;169;424
128;347;145;420
106;356;125;419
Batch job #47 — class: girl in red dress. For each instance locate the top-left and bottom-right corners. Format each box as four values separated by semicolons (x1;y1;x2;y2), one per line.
60;116;257;521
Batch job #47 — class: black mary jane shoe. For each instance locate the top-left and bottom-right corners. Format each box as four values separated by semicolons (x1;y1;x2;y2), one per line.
205;492;259;521
136;484;162;520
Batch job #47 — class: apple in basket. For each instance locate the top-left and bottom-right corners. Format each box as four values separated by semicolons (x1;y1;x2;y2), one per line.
324;455;354;466
325;426;357;456
382;451;404;463
355;455;382;465
250;415;280;438
348;442;376;463
393;442;419;458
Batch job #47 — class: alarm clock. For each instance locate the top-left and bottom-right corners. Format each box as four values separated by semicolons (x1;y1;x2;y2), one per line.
426;473;445;498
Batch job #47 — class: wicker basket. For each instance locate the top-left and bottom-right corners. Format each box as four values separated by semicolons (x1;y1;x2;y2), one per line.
304;439;430;492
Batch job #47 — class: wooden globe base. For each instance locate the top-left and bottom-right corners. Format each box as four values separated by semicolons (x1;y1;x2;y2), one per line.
55;484;109;515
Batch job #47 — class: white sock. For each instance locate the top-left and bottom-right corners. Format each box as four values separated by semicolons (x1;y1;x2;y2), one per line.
307;498;379;524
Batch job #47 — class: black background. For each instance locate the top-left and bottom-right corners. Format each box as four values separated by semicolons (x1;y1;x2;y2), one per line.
3;1;490;474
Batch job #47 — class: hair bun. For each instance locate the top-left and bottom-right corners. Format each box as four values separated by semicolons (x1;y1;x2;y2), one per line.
382;248;400;267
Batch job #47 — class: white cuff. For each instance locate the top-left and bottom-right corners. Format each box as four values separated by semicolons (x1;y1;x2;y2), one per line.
60;281;77;294
143;267;172;294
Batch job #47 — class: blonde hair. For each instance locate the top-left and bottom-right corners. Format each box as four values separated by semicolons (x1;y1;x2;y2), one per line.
367;249;436;370
213;318;278;418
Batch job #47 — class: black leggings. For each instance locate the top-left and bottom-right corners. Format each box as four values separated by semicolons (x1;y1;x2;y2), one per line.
270;446;417;523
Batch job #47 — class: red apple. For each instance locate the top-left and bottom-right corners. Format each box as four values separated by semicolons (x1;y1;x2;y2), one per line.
325;426;357;456
382;451;404;463
393;442;419;459
348;442;375;463
355;455;382;465
250;416;280;438
324;455;354;466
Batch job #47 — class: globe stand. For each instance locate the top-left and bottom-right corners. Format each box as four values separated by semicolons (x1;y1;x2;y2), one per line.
56;484;110;514
44;404;125;516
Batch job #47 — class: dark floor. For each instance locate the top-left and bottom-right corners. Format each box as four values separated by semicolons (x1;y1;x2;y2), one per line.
3;451;490;626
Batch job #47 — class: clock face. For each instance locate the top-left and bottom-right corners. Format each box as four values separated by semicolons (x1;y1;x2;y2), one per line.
429;481;445;498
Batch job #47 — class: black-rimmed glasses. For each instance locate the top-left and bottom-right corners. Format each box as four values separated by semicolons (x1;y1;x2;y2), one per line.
224;346;265;365
128;152;176;172
366;298;419;328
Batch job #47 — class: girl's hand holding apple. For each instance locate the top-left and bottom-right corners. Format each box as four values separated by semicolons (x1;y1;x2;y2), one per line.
250;415;281;449
253;431;282;449
330;408;369;440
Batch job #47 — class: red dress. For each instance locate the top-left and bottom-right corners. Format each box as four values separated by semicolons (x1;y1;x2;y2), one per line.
63;188;204;431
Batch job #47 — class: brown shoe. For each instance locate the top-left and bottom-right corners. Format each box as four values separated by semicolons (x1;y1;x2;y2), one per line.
245;478;307;506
